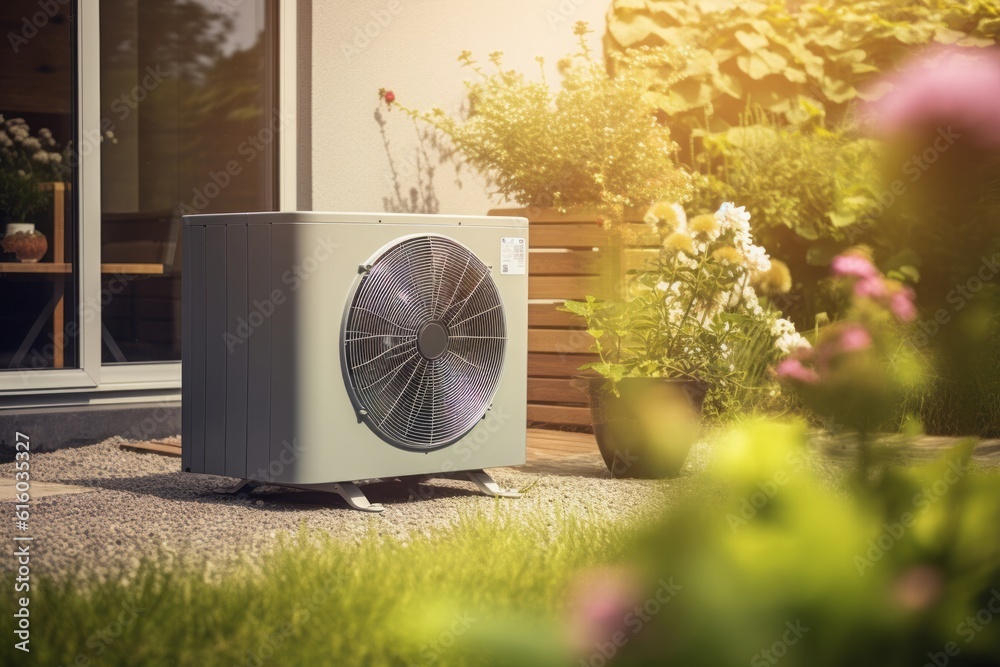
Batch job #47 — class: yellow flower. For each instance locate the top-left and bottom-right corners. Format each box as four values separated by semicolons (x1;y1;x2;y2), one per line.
663;231;694;254
755;259;793;294
644;201;681;234
711;246;743;266
689;213;719;237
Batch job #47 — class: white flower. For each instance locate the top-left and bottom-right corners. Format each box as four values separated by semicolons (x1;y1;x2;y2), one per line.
716;202;751;229
671;203;688;232
742;244;772;274
771;317;811;355
770;317;795;337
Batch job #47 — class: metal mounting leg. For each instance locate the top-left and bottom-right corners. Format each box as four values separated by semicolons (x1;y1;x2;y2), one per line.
213;479;260;495
465;469;521;498
285;481;385;512
415;469;520;498
328;482;385;513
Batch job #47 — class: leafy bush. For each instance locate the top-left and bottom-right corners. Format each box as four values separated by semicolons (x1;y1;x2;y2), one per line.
605;0;1000;131
691;109;882;242
688;108;891;326
381;22;692;230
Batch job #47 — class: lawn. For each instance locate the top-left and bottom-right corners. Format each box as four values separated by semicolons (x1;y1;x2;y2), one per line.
4;511;632;667
5;420;1000;667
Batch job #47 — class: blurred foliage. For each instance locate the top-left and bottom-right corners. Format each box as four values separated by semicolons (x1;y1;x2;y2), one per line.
609;421;1000;667
879;140;1000;436
690;107;883;244
604;0;1000;132
453;421;1000;667
777;251;929;453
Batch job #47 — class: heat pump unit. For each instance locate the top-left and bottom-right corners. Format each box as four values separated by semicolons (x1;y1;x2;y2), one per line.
181;212;528;511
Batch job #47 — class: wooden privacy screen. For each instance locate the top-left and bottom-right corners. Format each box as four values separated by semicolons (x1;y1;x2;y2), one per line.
489;208;657;429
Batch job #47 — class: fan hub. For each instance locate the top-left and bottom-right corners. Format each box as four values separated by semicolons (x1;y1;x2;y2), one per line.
417;321;449;360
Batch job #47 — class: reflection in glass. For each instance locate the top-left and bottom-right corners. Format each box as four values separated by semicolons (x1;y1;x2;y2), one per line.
99;0;277;363
0;0;79;371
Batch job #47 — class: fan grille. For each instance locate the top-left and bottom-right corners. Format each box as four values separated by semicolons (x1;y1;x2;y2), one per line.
343;235;507;450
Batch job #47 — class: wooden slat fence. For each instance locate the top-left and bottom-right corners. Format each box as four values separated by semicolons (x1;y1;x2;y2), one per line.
489;208;658;429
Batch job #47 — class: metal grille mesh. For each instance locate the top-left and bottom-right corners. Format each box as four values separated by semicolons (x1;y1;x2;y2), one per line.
343;235;507;450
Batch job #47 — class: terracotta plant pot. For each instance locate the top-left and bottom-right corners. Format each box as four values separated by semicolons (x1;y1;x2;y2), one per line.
2;228;48;263
587;377;707;478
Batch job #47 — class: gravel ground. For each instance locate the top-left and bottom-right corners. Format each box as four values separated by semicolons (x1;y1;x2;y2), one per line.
6;431;992;580
0;437;689;579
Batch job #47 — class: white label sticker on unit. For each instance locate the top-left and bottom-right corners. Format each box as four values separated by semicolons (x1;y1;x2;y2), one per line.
500;237;526;275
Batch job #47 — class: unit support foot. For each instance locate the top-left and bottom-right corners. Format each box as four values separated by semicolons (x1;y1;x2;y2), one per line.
328;482;385;512
418;469;520;499
465;469;521;498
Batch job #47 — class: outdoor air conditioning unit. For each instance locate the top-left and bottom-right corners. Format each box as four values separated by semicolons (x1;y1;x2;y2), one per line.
181;212;528;511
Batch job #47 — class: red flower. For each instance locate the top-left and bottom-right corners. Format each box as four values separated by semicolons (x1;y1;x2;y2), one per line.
383;90;395;105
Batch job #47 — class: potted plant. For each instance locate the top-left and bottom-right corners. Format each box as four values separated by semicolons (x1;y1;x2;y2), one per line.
563;202;809;477
377;21;692;232
0;116;69;262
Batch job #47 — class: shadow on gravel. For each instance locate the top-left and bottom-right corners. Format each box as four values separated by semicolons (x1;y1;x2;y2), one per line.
55;471;494;511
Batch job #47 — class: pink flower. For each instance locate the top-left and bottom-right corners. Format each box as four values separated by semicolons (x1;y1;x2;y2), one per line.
565;567;643;655
837;325;873;352
832;254;878;279
775;358;819;384
862;46;1000;148
853;275;888;299
889;288;917;322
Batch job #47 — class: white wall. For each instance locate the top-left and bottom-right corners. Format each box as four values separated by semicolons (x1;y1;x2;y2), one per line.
308;0;608;215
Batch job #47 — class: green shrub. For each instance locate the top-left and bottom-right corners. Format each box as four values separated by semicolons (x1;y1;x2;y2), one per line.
382;22;692;231
688;108;889;327
605;0;1000;131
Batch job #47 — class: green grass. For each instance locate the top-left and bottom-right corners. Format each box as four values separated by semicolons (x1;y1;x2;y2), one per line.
5;427;999;667
1;510;633;667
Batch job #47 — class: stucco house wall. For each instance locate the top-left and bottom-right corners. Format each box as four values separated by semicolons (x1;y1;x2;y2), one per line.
305;0;607;215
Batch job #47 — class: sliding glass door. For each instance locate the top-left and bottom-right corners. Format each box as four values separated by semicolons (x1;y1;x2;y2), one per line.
99;0;278;369
1;0;279;395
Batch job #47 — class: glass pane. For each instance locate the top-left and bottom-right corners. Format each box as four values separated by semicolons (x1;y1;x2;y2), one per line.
99;0;277;364
0;1;79;371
